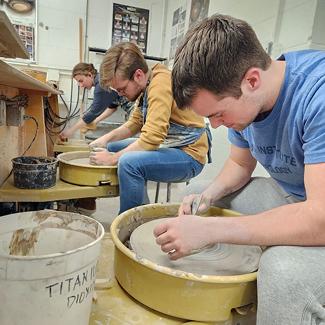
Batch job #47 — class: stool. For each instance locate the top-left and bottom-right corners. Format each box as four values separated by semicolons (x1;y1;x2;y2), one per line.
154;181;189;203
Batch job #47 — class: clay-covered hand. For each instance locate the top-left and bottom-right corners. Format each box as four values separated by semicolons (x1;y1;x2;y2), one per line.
58;129;72;142
81;122;97;133
153;215;212;260
178;193;212;215
89;150;117;166
89;138;107;149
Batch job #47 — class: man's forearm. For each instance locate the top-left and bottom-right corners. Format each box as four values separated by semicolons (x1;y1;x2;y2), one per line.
94;108;116;124
102;124;133;143
203;157;254;202
66;119;87;135
205;199;325;246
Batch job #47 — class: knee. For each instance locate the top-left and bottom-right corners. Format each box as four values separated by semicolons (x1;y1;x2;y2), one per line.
118;152;133;170
258;246;303;299
107;142;118;152
118;152;142;175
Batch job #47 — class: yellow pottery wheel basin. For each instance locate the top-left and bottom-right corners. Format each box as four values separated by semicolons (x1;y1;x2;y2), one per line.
110;203;258;322
57;151;118;186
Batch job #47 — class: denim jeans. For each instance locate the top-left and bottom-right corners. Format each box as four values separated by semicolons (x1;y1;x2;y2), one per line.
107;139;203;214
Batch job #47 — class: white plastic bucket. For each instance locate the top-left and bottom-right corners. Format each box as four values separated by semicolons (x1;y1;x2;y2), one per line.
0;210;104;325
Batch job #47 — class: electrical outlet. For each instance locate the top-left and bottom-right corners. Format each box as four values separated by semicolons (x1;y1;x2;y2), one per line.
0;101;6;126
6;106;25;127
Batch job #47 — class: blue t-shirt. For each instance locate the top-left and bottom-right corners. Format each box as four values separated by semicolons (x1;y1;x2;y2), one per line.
228;50;325;200
82;74;125;124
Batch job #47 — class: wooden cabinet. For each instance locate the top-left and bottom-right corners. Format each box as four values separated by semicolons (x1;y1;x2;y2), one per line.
0;10;60;185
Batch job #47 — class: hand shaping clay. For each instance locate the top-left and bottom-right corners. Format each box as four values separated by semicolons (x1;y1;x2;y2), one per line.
130;218;262;276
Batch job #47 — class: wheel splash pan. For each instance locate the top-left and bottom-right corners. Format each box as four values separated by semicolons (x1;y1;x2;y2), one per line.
57;151;118;186
110;203;257;322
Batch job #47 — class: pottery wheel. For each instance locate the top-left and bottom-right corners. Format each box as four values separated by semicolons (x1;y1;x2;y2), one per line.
130;218;262;276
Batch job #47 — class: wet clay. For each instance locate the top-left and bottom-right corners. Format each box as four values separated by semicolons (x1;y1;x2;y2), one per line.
69;157;92;166
130;218;262;276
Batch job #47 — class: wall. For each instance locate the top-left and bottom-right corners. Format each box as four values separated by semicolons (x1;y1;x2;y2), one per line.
87;0;166;58
23;0;166;69
37;0;87;69
162;0;320;183
272;0;318;56
310;0;325;50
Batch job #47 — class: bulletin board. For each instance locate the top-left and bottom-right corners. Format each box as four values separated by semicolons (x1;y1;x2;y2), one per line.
12;23;35;60
169;3;186;62
111;3;149;54
0;0;37;61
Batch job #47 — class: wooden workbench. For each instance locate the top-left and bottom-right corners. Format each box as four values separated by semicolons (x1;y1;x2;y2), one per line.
53;139;90;153
0;175;118;202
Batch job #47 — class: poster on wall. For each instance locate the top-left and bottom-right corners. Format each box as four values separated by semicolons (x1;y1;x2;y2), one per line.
112;3;149;54
168;3;186;65
13;24;35;60
189;0;209;29
0;0;37;61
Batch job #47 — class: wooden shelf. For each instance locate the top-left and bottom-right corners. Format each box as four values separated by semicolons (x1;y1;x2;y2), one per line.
0;60;60;94
0;175;119;202
0;10;29;59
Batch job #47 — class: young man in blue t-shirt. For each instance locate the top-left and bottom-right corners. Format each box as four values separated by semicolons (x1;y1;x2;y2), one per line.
154;14;325;324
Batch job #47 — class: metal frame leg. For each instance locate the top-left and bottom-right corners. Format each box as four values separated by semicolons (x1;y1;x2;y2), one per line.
155;181;190;204
155;182;160;203
166;183;171;202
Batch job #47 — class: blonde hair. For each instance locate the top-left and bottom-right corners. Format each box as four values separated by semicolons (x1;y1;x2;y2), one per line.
72;62;97;78
100;42;148;89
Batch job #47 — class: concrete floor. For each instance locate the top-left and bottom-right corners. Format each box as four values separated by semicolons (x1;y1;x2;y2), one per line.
92;181;187;230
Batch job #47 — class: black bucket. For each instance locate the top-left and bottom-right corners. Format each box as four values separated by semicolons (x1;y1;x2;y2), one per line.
12;156;58;189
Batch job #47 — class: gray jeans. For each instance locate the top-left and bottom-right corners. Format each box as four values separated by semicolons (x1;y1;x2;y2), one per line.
186;177;325;325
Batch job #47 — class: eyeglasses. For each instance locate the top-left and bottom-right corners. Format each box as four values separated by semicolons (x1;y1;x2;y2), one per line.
114;79;131;95
111;71;136;95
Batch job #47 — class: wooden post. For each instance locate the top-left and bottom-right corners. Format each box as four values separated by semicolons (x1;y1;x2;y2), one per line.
79;18;83;62
79;18;86;139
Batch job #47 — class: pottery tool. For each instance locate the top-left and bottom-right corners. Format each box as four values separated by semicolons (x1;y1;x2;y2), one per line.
191;194;203;215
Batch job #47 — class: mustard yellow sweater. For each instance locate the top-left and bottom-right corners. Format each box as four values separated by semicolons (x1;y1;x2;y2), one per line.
124;64;209;164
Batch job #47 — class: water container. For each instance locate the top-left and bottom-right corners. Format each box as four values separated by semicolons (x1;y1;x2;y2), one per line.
0;210;104;325
12;156;58;189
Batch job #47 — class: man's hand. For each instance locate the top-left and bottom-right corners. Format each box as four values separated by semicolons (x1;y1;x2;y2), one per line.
153;215;212;260
89;138;107;149
58;129;72;142
81;122;97;134
178;193;212;215
89;150;118;166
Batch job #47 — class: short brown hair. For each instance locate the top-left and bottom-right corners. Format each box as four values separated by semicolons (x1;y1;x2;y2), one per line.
172;14;271;108
100;42;148;89
72;62;97;78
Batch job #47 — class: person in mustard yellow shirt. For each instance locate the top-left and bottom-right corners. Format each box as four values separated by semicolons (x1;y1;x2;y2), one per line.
89;42;211;214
